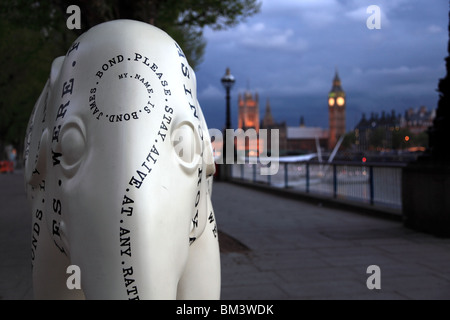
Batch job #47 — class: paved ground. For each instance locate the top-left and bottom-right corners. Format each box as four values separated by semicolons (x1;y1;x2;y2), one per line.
1;171;450;299
0;171;32;299
212;181;450;300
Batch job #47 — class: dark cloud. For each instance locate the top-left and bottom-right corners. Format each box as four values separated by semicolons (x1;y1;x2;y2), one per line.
195;0;448;131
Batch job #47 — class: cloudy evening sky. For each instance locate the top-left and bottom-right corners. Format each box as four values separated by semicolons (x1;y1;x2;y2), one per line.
194;0;449;132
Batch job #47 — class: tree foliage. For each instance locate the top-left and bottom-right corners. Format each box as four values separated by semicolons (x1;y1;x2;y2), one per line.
341;131;356;150
1;0;261;69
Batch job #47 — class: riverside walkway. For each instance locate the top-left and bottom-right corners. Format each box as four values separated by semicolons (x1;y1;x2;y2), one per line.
1;171;450;299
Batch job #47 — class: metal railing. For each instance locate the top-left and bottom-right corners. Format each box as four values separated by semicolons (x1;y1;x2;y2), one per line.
231;161;406;212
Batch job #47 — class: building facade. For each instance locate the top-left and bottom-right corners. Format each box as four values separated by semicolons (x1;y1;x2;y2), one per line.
354;106;435;151
354;111;401;151
238;91;259;132
240;70;349;156
328;71;346;150
286;126;329;154
402;106;435;135
236;91;260;156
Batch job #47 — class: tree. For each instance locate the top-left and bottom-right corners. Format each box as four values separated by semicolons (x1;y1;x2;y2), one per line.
341;131;356;150
0;1;76;158
0;19;73;160
427;9;450;163
369;127;386;150
392;128;412;150
414;131;428;148
2;0;261;69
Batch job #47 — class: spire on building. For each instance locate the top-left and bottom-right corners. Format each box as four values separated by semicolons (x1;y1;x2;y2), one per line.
262;98;275;127
331;69;344;93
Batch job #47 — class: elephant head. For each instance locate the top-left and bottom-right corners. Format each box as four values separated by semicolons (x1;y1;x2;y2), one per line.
24;20;220;299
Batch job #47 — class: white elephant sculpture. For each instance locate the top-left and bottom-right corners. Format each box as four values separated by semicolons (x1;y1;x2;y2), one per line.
24;20;220;299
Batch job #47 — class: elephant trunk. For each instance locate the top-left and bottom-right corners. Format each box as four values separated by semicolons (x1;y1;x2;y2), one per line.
67;175;194;299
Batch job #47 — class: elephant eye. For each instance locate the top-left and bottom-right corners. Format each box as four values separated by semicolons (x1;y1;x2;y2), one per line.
60;120;86;177
171;121;201;170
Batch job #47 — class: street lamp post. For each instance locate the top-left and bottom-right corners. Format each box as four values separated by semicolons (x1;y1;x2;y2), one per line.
221;68;235;180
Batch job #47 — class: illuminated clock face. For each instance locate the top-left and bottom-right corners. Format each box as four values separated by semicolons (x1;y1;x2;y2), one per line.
328;97;335;106
336;97;345;106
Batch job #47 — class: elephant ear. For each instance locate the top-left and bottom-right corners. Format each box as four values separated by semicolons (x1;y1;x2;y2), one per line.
24;56;65;187
197;102;215;179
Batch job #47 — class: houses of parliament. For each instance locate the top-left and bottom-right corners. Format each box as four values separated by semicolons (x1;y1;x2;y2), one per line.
236;68;434;156
236;70;346;155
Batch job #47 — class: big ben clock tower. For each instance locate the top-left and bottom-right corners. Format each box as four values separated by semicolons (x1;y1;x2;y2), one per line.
328;70;346;150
